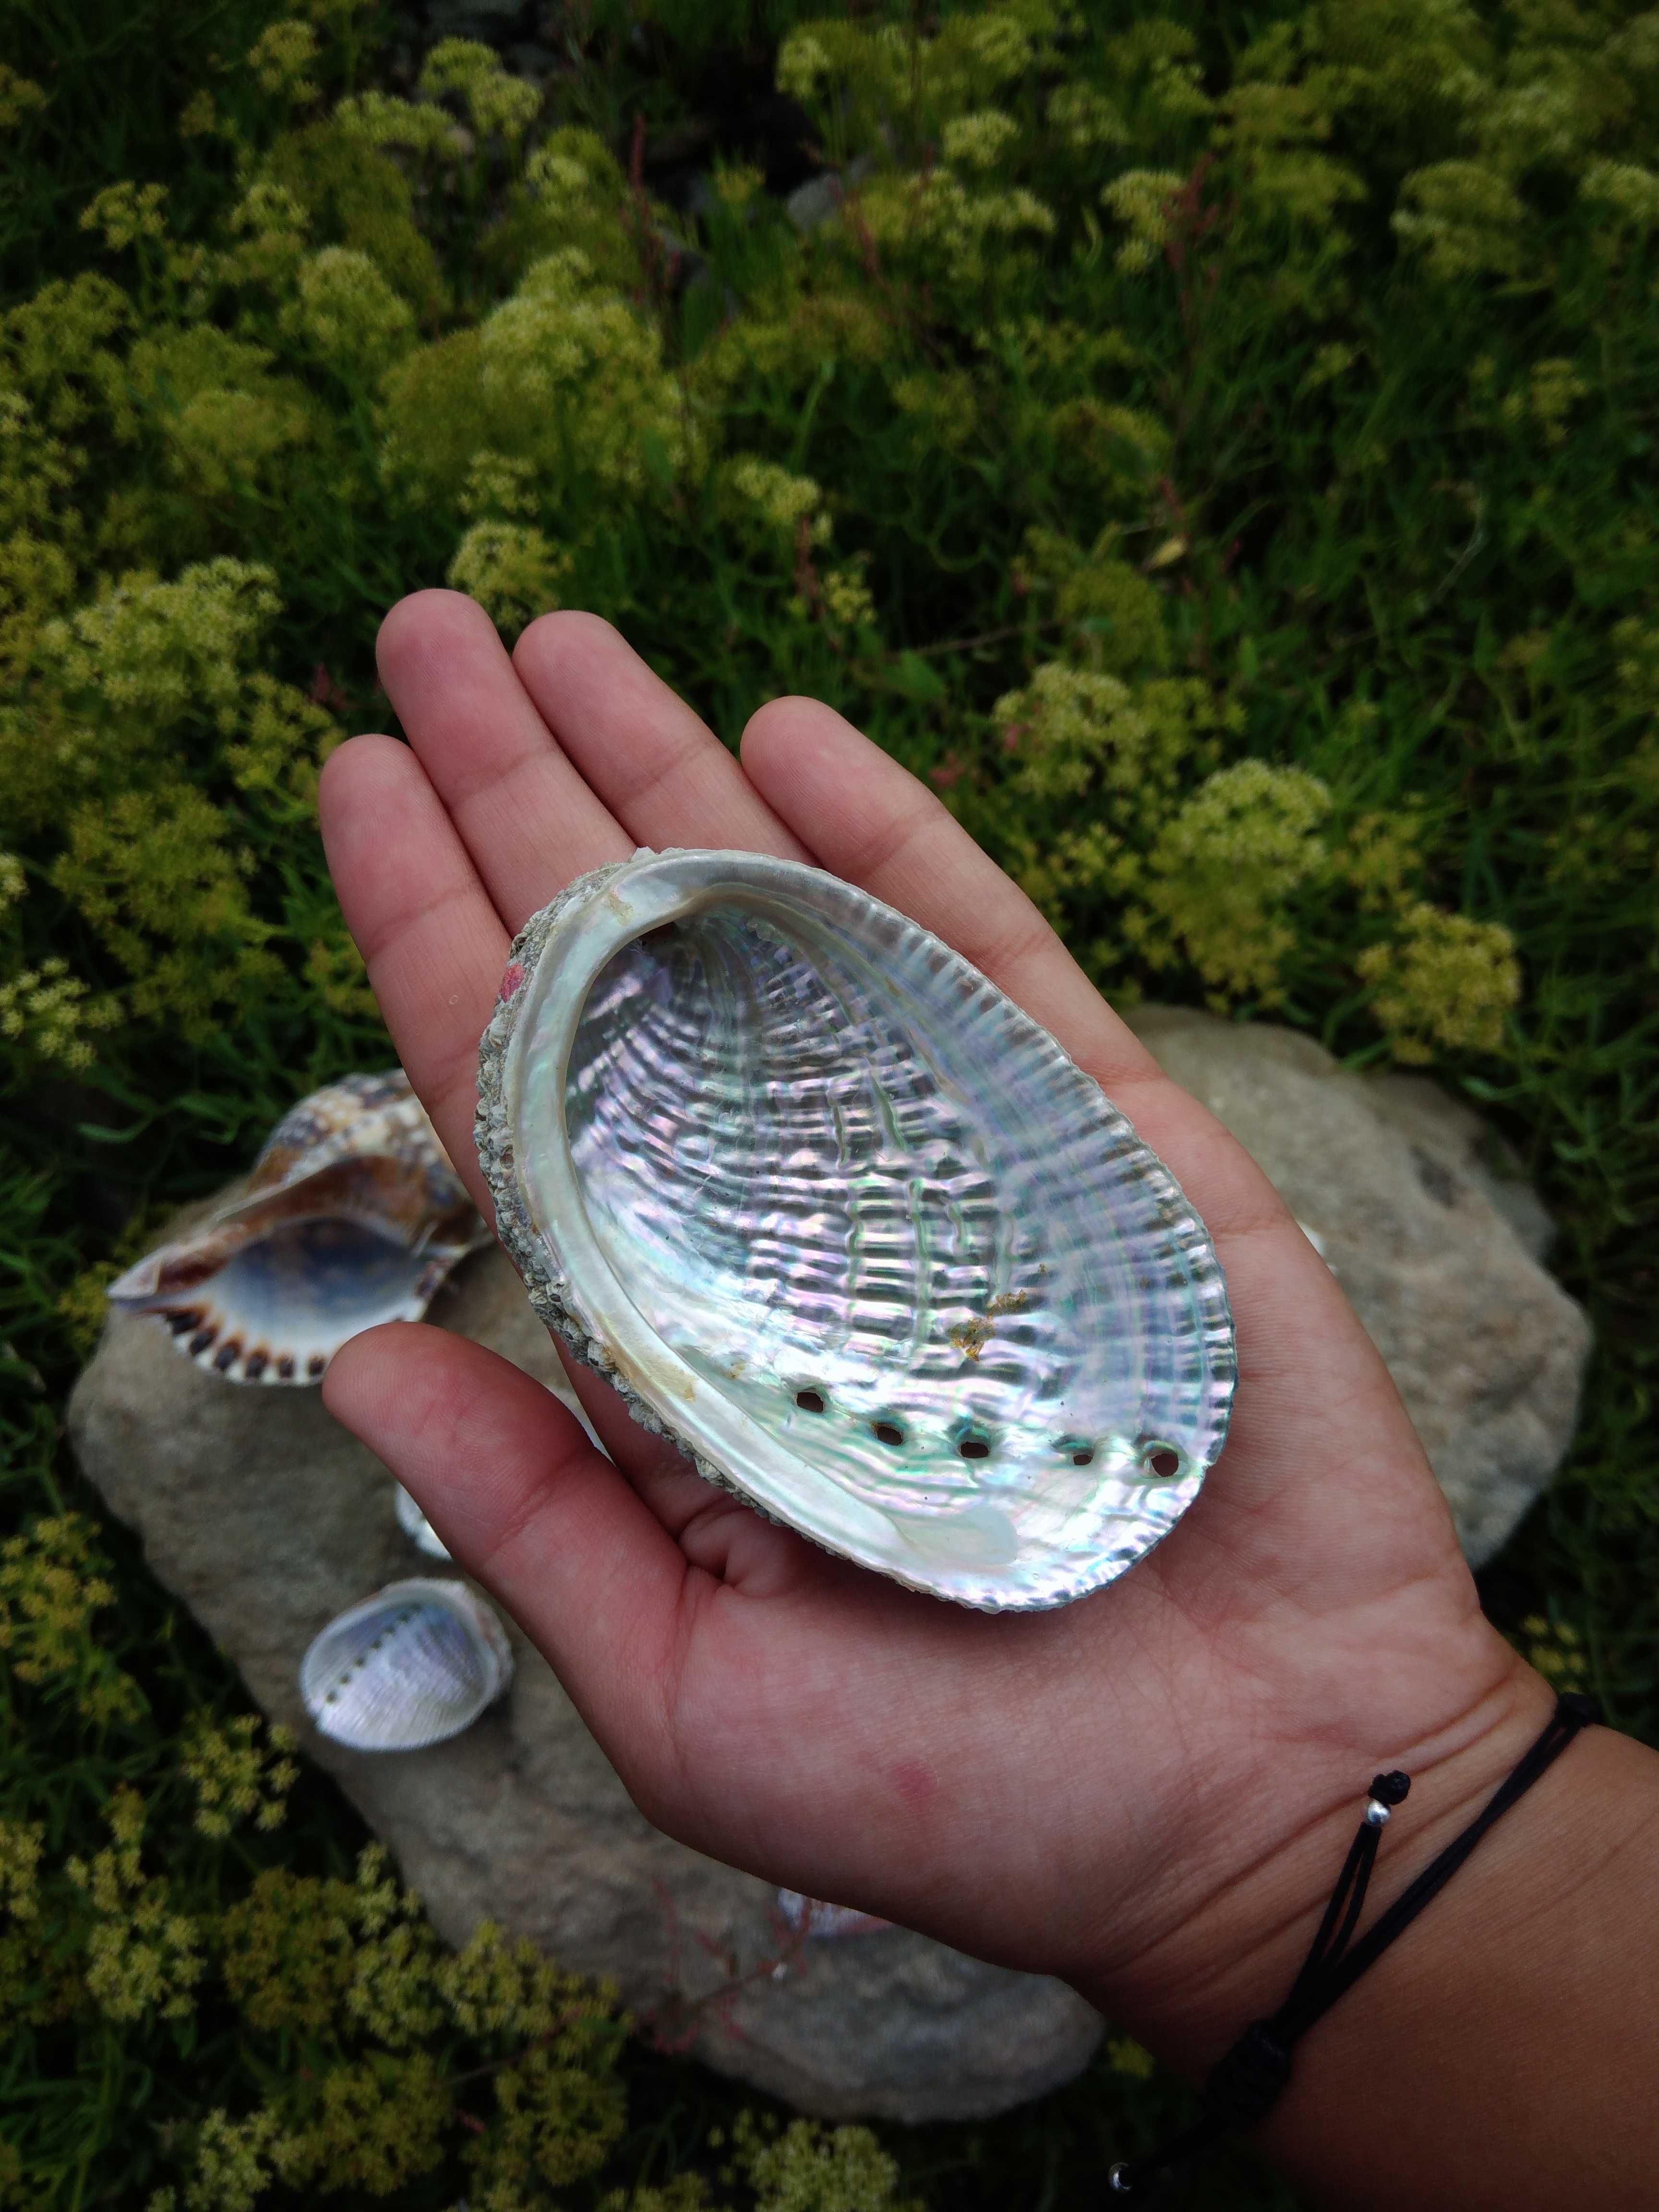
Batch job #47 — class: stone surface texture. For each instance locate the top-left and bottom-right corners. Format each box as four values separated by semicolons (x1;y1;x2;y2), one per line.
68;1237;1102;2125
1124;1006;1591;1565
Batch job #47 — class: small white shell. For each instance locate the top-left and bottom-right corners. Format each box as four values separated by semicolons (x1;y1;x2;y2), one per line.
299;1578;513;1751
389;1364;609;1563
393;1483;452;1560
777;1890;892;1939
108;1070;487;1383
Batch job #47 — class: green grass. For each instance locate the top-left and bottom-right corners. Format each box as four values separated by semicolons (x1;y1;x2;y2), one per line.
1;0;1654;2203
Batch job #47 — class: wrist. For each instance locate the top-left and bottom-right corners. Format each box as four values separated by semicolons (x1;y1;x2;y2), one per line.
1068;1626;1556;2069
1259;1718;1659;2210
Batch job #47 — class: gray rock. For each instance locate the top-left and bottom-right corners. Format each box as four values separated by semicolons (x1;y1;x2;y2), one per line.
1123;1006;1590;1565
1362;1071;1557;1262
785;156;874;233
68;1239;1101;2123
785;173;845;232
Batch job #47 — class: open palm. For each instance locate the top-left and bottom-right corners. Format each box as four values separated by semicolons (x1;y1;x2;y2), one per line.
318;592;1542;2058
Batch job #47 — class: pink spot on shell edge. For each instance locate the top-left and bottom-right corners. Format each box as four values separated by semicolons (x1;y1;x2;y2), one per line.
498;962;527;1003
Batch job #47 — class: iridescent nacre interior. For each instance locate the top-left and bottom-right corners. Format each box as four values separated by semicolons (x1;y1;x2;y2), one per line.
490;853;1235;1610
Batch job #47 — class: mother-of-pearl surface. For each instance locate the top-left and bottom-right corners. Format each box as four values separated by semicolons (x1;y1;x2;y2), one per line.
476;850;1234;1610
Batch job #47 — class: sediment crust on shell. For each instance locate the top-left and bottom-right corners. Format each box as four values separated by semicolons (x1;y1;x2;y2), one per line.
475;850;1234;1610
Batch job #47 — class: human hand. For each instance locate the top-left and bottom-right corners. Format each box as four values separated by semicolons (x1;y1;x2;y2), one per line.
317;591;1549;2073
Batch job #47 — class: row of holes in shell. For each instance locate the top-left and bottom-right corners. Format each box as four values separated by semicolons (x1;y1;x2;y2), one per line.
792;1387;1183;1480
318;1603;421;1703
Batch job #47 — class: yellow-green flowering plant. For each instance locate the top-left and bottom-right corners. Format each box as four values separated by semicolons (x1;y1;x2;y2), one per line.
2;0;1655;2202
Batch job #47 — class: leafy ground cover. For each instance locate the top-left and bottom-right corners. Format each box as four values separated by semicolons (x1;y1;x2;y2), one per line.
1;0;1654;2203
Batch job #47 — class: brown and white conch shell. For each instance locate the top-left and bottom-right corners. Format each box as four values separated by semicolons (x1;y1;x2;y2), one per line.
108;1070;487;1383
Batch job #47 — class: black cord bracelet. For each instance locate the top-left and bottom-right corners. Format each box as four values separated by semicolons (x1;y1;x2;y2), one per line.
1106;1692;1600;2204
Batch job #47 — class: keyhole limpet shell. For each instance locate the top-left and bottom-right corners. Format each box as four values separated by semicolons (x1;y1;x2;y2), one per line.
477;850;1235;1611
300;1578;513;1751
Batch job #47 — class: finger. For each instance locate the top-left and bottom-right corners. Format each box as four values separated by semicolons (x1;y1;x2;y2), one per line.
741;696;1165;1094
557;1358;755;1537
737;698;1294;1232
378;589;632;931
551;1354;837;1596
318;733;506;1209
737;697;1365;1413
323;1322;690;1762
513;611;810;862
319;731;735;1507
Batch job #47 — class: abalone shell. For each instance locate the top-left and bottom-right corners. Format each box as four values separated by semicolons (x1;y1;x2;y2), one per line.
477;850;1234;1610
300;1577;513;1751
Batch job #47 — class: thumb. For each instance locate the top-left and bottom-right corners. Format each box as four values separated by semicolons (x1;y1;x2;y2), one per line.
322;1321;688;1766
